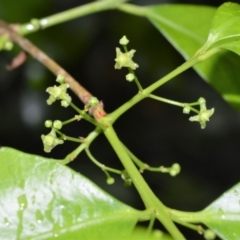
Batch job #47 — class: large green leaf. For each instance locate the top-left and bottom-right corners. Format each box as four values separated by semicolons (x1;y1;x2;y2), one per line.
145;4;240;109
202;182;240;240
0;147;141;240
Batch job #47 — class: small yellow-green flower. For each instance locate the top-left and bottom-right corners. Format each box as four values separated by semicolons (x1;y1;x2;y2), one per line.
114;48;139;70
41;129;64;153
119;35;129;45
189;98;214;129
46;82;72;107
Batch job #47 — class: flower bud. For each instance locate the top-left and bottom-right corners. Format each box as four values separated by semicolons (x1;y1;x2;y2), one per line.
88;97;99;108
56;74;65;84
106;177;115;185
204;229;216;240
183;105;190;114
169;163;181;177
44;120;53;128
126;73;134;82
53;120;62;130
119;35;129;45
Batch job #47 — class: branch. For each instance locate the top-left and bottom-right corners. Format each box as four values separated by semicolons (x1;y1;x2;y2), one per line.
0;20;106;119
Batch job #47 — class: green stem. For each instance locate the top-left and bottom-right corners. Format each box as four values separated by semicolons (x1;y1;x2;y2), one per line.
70;102;105;129
171;216;204;234
122;45;143;91
117;3;147;17
167;208;210;223
123;144;149;171
148;94;199;114
62;115;81;125
104;126;185;240
124;144;177;174
58;127;102;164
129;68;142;91
149;94;184;107
85;147;122;175
146;214;155;235
55;130;84;143
109;57;199;122
18;0;129;35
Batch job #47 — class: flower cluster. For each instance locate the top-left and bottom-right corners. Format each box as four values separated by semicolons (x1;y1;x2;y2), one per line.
46;75;72;107
41;118;64;152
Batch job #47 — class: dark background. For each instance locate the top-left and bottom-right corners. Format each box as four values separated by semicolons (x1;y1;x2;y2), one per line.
1;0;240;239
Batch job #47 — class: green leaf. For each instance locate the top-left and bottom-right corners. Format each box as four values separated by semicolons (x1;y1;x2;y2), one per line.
205;2;240;56
145;4;240;110
125;228;174;240
146;4;215;60
0;147;140;240
202;182;240;240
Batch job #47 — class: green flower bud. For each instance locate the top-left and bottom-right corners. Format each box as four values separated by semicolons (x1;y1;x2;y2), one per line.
88;97;99;108
204;229;216;240
44;120;52;128
169;163;181;177
106;177;115;185
61;100;70;108
119;35;129;45
126;73;134;82
183;104;191;114
199;97;206;107
75;115;81;121
152;230;163;238
114;48;139;70
56;74;65;84
53;120;62;130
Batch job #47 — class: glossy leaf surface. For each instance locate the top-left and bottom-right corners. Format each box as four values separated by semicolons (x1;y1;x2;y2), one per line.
205;2;240;55
202;182;240;240
146;4;240;109
0;147;140;240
